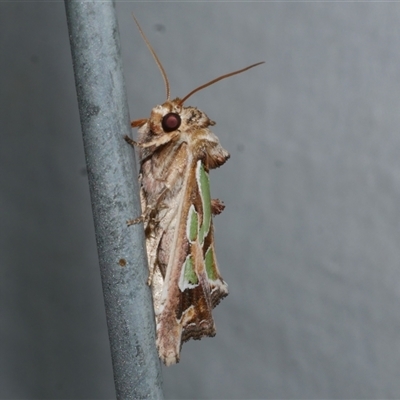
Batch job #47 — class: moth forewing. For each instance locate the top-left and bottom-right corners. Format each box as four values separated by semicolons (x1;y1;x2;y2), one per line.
127;14;264;366
153;146;228;366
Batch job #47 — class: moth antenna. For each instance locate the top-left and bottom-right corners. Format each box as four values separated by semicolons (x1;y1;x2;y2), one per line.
132;13;170;100
179;62;265;106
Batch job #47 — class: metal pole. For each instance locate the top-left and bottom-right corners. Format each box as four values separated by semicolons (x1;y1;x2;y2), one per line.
64;1;163;398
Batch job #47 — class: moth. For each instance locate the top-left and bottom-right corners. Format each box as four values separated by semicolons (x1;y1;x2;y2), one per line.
125;15;264;366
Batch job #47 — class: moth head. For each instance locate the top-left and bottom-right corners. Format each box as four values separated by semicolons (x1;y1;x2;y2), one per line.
147;101;183;135
131;14;264;129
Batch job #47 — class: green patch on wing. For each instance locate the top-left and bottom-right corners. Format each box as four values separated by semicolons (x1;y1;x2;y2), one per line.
187;205;198;242
197;161;211;245
205;246;218;281
183;255;198;285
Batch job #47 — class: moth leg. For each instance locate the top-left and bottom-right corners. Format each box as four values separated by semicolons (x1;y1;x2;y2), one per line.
139;163;183;224
127;186;147;226
136;131;179;149
125;132;180;152
124;135;138;148
145;231;159;286
211;198;225;215
127;203;155;226
127;185;170;226
126;207;163;287
127;215;144;226
145;220;168;287
147;259;158;286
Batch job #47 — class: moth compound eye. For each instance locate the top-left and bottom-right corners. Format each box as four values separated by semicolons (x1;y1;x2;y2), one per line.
162;113;181;132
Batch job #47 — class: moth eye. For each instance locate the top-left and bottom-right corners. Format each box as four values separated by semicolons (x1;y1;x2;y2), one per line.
162;113;181;132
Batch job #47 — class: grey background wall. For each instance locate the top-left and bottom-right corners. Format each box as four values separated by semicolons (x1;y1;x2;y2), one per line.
2;2;400;399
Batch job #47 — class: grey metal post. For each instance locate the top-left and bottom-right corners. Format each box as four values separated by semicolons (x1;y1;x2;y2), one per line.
64;1;163;398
